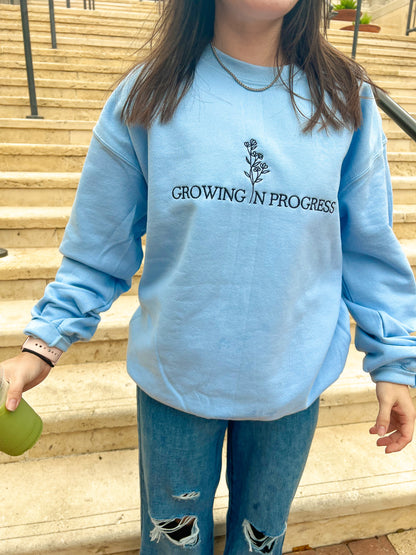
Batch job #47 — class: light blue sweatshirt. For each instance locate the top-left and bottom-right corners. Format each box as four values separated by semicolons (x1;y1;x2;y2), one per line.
25;47;416;420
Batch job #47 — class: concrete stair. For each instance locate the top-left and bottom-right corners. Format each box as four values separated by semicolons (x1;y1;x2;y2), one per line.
0;349;415;554
0;172;79;206
1;203;415;247
1;1;416;553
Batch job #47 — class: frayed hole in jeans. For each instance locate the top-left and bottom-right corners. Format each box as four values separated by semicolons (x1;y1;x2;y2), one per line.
242;519;286;553
173;491;200;500
150;515;199;547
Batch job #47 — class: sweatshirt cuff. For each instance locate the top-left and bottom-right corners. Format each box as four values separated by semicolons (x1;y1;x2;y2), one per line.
24;320;73;352
370;365;416;388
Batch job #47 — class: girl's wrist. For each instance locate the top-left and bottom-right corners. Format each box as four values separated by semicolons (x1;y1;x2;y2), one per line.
21;337;63;367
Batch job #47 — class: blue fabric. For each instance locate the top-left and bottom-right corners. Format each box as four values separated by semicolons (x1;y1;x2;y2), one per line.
136;387;319;554
24;46;416;420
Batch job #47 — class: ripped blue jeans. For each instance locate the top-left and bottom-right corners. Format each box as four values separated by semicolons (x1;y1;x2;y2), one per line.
137;388;319;554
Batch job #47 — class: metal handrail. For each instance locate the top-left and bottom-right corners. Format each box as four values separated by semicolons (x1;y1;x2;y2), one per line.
407;0;415;34
351;0;362;60
49;0;57;48
20;0;43;118
376;90;416;142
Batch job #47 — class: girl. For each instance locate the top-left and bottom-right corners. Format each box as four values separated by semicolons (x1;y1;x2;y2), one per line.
2;0;416;553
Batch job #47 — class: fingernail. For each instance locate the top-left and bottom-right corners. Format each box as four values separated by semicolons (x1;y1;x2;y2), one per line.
6;399;17;412
378;426;386;436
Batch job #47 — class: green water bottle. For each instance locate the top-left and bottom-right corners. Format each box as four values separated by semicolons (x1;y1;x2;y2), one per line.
0;368;43;456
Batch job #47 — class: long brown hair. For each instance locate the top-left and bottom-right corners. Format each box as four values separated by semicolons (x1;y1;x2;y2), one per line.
120;0;375;132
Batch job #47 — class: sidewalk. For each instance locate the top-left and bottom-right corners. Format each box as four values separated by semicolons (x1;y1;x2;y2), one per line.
289;530;416;554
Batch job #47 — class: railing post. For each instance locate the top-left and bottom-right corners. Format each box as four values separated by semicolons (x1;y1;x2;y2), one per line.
406;0;415;35
351;0;362;59
20;0;43;119
49;0;57;49
66;0;70;7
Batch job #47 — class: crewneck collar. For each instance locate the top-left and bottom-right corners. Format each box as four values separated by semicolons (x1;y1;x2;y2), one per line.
202;44;299;88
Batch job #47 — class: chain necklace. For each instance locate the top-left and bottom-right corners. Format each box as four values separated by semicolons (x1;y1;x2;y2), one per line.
210;43;281;92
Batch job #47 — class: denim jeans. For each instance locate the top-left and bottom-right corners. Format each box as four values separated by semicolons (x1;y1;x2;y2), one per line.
137;387;319;554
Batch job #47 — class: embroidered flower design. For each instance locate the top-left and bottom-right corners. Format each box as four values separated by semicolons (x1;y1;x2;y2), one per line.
244;139;270;203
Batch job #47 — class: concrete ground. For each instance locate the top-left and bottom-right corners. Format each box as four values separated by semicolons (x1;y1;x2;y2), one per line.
287;529;416;554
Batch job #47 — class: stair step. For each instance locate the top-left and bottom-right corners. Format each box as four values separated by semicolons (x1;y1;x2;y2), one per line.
387;152;416;175
0;34;141;56
0;247;142;300
0;7;158;34
2;97;416;125
0;27;148;50
3;43;416;72
0;360;138;464
0;118;94;145
0;78;113;102
0;345;413;464
1;143;416;175
366;67;416;81
0;143;89;172
0;45;143;66
0;60;125;82
0;113;414;147
392;176;416;203
0;295;139;363
1;57;415;87
0;235;414;301
381;81;416;94
0;247;63;301
1;204;416;247
27;0;159;14
387;131;416;152
0;299;357;370
0;206;71;247
0;97;103;121
381;112;416;133
0;20;151;46
0;171;80;207
393;205;416;239
0;421;415;554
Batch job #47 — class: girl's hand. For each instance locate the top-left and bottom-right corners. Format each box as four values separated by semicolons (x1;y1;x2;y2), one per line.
1;352;52;412
370;381;416;453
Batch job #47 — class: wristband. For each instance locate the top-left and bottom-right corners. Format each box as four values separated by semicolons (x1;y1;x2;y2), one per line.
21;337;63;367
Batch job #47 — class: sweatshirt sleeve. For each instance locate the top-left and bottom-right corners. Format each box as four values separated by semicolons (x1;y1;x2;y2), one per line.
24;77;148;351
339;84;416;387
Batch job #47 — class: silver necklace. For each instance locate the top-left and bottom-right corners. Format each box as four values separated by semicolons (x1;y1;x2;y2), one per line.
210;43;281;92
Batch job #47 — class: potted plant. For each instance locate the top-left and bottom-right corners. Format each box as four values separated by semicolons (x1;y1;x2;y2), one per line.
331;0;361;22
341;13;381;33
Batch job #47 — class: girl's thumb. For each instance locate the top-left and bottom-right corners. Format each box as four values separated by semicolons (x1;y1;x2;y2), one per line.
5;381;23;412
375;401;392;436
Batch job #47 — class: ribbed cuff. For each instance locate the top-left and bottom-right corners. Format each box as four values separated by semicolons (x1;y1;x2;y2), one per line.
370;365;416;388
23;320;72;352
